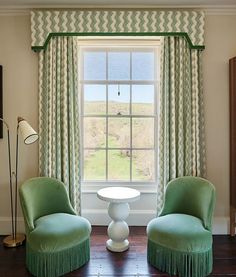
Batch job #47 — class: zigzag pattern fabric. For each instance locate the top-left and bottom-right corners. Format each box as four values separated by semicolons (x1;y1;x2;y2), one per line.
38;36;81;214
157;36;206;212
31;10;205;49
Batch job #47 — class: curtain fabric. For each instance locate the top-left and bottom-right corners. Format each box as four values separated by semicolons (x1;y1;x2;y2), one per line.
30;10;205;50
157;36;206;212
38;36;81;214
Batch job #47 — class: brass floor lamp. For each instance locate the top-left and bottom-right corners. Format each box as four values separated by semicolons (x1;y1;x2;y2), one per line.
0;117;38;247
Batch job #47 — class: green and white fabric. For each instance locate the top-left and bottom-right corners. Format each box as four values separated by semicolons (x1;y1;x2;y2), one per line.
30;10;205;50
157;36;206;211
34;9;206;215
38;36;81;214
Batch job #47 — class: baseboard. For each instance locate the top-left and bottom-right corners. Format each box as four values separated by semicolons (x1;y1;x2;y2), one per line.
0;214;230;235
212;216;229;235
0;217;25;235
82;209;230;235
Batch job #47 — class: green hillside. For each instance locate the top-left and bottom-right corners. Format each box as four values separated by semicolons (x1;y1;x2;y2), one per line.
83;101;155;181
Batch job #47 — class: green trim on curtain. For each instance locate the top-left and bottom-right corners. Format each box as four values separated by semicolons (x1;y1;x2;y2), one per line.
38;36;81;214
32;32;205;52
157;36;206;212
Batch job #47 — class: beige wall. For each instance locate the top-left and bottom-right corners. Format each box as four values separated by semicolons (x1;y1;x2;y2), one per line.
0;13;235;233
0;15;38;231
203;15;236;219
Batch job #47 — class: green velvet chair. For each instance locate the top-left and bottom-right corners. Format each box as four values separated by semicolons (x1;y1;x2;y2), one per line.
147;176;215;277
19;177;91;277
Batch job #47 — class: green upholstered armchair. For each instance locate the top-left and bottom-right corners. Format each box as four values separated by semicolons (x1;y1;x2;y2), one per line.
147;176;215;277
19;177;91;277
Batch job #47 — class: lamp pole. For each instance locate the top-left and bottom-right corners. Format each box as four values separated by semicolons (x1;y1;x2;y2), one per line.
0;118;14;240
14;123;19;241
1;117;38;247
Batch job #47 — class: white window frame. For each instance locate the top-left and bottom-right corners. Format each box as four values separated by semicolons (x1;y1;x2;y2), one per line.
78;37;160;192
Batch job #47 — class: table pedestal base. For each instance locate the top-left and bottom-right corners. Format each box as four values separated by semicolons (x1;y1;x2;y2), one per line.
107;202;130;252
106;239;129;252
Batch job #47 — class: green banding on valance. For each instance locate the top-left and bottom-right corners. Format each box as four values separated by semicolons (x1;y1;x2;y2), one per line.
31;10;205;50
31;32;205;52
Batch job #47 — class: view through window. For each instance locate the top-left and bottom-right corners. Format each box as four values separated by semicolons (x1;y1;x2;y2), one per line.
80;43;159;183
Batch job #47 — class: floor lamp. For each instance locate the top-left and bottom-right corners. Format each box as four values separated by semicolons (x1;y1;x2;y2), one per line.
0;116;38;247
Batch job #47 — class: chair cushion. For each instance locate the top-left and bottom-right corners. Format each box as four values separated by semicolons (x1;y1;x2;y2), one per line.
28;213;91;252
147;214;212;253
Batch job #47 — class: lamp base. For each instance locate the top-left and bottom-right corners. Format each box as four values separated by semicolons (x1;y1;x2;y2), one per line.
3;233;25;247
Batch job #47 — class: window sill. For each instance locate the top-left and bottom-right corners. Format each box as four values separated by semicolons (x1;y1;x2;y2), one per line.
81;182;157;194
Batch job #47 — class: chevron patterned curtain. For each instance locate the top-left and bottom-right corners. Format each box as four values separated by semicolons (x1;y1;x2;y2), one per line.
38;36;81;214
157;36;206;212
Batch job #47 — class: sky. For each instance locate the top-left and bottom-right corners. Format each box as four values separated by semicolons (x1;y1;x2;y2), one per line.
83;51;156;104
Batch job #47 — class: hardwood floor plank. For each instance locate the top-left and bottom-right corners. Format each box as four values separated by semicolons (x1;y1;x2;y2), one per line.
1;227;236;276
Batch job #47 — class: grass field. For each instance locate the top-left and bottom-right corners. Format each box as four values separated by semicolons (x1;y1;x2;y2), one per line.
83;101;155;181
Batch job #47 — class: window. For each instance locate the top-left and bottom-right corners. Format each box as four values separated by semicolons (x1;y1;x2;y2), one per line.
79;40;159;184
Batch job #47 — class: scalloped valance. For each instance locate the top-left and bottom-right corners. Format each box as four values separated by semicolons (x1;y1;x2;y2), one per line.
31;10;205;51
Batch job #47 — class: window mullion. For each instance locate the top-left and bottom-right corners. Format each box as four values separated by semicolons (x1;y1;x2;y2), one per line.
84;147;155;150
154;47;158;183
130;51;132;182
80;49;85;182
106;50;108;181
80;80;157;85
82;115;156;118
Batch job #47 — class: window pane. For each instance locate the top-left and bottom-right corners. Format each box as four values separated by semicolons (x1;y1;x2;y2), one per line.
84;85;106;115
132;150;155;181
108;150;130;180
108;118;130;148
84;118;106;148
108;52;130;80
132;85;154;115
84;52;106;80
132;118;154;148
81;47;157;183
132;52;154;80
84;150;106;180
108;85;130;115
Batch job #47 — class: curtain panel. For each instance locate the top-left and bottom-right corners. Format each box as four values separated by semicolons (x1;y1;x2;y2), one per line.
38;36;81;214
32;9;206;214
157;36;206;211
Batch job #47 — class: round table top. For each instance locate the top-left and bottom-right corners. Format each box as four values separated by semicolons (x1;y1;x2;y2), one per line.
97;187;140;203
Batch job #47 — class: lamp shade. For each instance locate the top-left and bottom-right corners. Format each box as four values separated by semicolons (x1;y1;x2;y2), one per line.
18;119;38;145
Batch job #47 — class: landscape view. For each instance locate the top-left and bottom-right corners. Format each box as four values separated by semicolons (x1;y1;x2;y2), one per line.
83;99;156;182
81;50;157;182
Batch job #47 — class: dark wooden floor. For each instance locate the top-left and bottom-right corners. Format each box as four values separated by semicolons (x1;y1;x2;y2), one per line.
1;226;236;276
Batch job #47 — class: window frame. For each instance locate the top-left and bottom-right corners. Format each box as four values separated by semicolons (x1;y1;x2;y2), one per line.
78;38;160;191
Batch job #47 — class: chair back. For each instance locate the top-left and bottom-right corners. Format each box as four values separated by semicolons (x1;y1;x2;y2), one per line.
159;176;215;230
19;177;76;233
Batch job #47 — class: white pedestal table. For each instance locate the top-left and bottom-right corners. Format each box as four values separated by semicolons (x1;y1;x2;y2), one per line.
97;186;140;252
